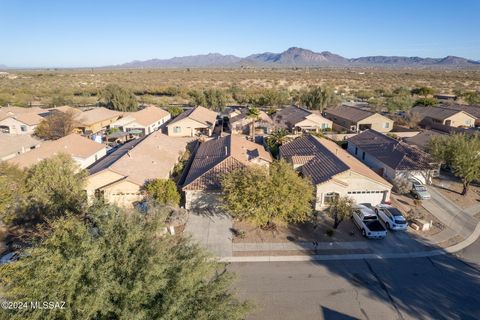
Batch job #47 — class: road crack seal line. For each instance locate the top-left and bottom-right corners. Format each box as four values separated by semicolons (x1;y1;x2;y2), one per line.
363;259;405;320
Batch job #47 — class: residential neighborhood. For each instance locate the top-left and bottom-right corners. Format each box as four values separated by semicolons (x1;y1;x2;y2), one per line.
1;2;480;319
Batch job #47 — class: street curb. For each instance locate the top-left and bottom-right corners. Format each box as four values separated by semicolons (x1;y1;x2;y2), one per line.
221;221;480;263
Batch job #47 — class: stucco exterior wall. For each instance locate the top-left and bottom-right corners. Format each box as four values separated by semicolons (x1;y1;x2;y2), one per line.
443;112;476;127
358;114;394;133
0;118;36;134
167;118;211;137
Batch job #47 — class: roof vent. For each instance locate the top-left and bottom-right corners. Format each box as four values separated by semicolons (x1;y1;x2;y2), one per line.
225;146;228;156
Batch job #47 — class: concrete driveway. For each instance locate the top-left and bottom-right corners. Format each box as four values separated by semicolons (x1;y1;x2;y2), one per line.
184;212;233;257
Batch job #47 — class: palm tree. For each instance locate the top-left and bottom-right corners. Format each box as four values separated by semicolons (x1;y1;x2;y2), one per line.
270;129;289;146
246;107;261;140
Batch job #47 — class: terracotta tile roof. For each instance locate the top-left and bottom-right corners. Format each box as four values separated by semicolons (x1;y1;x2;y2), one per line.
74;107;122;126
182;134;272;191
411;105;476;121
8;133;106;168
347;130;434;171
324;105;376;122
89;132;192;186
169;106;217;127
280;135;391;186
128;106;170;127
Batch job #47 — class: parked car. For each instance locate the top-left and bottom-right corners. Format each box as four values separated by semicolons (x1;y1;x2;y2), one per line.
409;179;431;200
352;205;387;239
374;204;408;231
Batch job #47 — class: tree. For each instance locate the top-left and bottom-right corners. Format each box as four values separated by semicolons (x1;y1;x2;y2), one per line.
25;154;88;219
0;205;251;320
35;110;76;140
411;87;435;97
145;179;180;206
265;129;289;158
246;107;260;140
327;195;355;229
428;134;480;195
222;160;314;228
99;84;138;112
386;93;414;113
301;86;336;112
0;162;27;224
414;97;438;107
167;105;184;117
462;91;480;105
355;90;374;101
189;89;227;111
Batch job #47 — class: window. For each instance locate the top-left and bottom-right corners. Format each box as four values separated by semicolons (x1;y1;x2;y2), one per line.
355;147;358;155
173;126;181;133
321;123;326;129
383;122;390;129
20;125;27;132
362;151;366;160
323;192;339;204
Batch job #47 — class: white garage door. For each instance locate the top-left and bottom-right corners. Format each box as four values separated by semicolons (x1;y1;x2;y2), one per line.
348;191;386;206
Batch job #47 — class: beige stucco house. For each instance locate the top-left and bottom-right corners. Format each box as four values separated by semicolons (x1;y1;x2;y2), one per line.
74;107;122;134
324;106;393;133
228;108;274;135
273;105;333;133
280;135;392;210
0;106;46;134
111;106;171;136
167;106;217;137
86;132;192;207
8;133;106;169
0;134;41;161
411;105;476;128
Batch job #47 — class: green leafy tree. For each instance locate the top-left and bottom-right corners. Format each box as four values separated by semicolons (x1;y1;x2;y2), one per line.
428;134;480;195
462;91;480;105
145;179;180;206
0;163;27;224
167;105;184;117
0;205;251;320
414;97;438;107
386;93;415;113
327;195;355;229
99;84;138;112
265;129;289;157
25;154;88;219
301;86;336;112
222;160;314;228
35;110;76;140
411;87;435;97
355;90;374;101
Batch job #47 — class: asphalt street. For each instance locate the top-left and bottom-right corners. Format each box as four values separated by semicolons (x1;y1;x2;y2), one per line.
229;243;480;320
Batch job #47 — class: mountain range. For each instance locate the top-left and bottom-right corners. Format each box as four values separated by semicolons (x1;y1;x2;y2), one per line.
115;47;480;69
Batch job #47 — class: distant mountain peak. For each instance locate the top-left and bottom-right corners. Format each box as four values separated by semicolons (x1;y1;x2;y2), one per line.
113;48;480;69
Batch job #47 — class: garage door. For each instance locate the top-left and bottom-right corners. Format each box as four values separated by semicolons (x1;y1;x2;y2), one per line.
347;191;386;206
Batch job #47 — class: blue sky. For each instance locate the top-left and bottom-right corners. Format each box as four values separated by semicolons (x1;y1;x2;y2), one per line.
1;0;479;67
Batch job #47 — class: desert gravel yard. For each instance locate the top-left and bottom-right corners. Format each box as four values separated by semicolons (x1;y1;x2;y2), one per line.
432;177;480;209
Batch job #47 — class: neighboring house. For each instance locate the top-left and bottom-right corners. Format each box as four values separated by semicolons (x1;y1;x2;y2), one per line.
324;105;394;133
435;104;480;126
347;130;438;185
273;105;333;133
47;105;82;115
74;107;122;134
111;106;171;136
167;106;218;137
404;129;446;151
280;135;392;210
0;134;41;161
85;132;192;207
0;106;46;134
228;109;273;135
434;94;457;101
182;134;272;210
411;105;476;128
8;133;106;169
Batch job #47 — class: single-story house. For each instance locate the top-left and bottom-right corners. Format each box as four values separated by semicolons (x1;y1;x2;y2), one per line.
403;129;446;151
85;132;192;207
434;104;480;126
347;130;438;185
411;105;476;128
324;105;394;133
111;106;171;136
273;105;333;133
74;107;122;134
0;106;46;134
8;133;106;169
280;135;392;210
229;109;273;135
0;134;41;161
167;106;218;137
182;134;272;210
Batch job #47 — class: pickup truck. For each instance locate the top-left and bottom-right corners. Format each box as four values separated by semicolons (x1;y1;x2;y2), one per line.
352;205;387;239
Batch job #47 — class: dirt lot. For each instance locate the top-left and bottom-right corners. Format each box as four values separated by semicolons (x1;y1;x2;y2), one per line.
232;215;364;244
432;178;480;209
